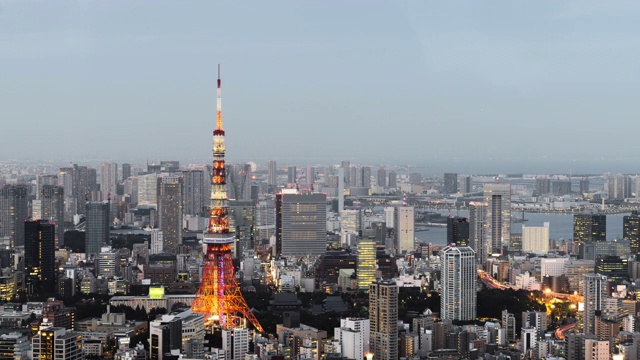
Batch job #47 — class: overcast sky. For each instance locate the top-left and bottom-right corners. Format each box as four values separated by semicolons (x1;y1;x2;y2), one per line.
2;1;640;173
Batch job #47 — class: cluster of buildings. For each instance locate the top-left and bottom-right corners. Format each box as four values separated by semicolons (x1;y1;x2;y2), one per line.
5;160;640;359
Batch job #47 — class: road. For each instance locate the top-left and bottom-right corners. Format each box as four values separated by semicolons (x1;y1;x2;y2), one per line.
554;323;576;340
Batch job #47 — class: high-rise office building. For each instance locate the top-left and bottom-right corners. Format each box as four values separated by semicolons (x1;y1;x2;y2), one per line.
287;166;297;184
596;255;628;282
460;175;472;194
137;173;158;206
64;164;97;214
522;222;550;253
580;178;590;195
341;161;351;186
446;217;469;246
534;178;551;196
100;162;118;201
409;173;422;185
583;273;607;335
444;173;458;194
268;160;277;186
501;310;516;343
607;174;632;200
440;245;476;321
573;214;606;244
369;280;398;360
484;183;511;255
229;200;255;255
552;180;572;196
623;211;640;255
306;166;316;188
377;168;387;188
394;206;415;255
469;202;487;264
0;184;29;247
85;201;110;258
182;170;205;216
40;185;64;248
275;191;326;256
157;176;183;254
150;229;163;255
25;220;56;299
357;238;376;290
388;171;397;188
121;163;131;182
36;174;59;200
255;199;275;241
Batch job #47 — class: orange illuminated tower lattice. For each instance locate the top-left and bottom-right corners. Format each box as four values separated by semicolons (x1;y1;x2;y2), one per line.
190;65;263;333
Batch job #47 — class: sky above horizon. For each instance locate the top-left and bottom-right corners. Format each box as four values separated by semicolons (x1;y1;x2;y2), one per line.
2;1;640;173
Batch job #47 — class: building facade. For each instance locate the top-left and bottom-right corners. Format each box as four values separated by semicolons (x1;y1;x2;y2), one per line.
369;280;398;360
440;245;476;321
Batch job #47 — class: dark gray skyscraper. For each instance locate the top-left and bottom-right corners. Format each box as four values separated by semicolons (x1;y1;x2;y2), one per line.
573;214;606;244
122;163;131;182
624;211;640;255
85;201;110;258
267;160;277;186
377;168;387;187
388;171;397;188
444;173;458;194
40;185;64;248
0;184;29;247
182;170;205;216
275;191;326;256
484;183;511;255
579;178;590;194
157;176;183;253
460;175;472;194
447;217;469;247
68;164;97;215
25;220;56;300
287;166;297;184
341;161;351;186
534;178;551;196
36;175;58;200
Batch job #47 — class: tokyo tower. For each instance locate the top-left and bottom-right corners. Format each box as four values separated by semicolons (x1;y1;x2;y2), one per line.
191;65;263;333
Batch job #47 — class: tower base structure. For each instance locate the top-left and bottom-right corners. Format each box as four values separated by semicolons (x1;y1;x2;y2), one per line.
191;237;263;333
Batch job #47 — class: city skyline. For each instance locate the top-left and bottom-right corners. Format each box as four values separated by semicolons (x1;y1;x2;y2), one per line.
3;1;640;174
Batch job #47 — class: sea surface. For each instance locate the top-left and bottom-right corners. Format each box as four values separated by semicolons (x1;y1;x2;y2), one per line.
415;210;629;246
